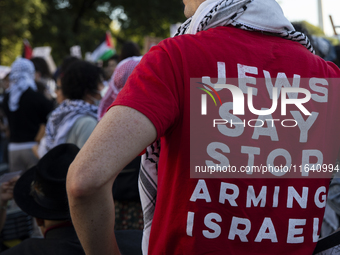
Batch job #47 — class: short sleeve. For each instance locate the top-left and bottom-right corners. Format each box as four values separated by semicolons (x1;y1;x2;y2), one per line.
110;44;182;139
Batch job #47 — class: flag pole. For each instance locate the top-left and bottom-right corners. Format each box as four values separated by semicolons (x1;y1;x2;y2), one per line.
317;0;324;33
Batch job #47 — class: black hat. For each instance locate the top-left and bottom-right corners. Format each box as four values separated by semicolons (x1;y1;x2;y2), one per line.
13;143;80;220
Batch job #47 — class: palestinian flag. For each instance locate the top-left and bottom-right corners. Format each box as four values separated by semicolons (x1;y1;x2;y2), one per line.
22;39;33;59
90;31;116;62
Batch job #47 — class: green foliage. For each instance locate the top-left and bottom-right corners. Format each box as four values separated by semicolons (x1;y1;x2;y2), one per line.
28;0;114;65
0;0;185;66
115;0;185;38
301;21;325;36
0;0;46;65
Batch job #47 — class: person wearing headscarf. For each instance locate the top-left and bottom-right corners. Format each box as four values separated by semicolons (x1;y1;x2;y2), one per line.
98;56;142;120
3;58;54;173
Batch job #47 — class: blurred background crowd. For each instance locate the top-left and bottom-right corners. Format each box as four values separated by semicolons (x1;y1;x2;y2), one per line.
1;0;340;253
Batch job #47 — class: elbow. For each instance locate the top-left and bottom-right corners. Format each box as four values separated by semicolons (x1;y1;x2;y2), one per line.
66;161;96;200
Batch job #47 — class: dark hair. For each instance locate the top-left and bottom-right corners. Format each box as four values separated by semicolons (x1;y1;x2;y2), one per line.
54;56;79;81
30;57;51;78
119;41;140;62
60;56;79;74
61;60;103;100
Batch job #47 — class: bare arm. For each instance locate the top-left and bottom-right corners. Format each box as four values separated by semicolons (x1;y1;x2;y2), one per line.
66;106;157;255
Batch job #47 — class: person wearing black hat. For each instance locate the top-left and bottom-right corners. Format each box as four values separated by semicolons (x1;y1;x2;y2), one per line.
1;143;85;255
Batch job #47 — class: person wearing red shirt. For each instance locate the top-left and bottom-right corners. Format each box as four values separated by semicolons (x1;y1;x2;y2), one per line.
67;0;340;254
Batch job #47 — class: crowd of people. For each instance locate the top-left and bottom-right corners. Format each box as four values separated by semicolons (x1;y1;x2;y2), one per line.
0;40;144;253
1;0;340;254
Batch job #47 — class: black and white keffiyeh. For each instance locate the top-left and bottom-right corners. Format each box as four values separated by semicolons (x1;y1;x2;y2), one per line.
139;140;160;254
139;1;314;254
175;0;314;53
44;99;97;152
7;58;37;112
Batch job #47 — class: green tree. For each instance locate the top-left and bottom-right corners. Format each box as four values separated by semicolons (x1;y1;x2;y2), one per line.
27;0;111;65
115;0;184;37
0;0;184;65
0;0;46;65
28;0;185;65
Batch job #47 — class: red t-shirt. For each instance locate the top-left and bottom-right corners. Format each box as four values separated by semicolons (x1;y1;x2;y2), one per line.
112;26;340;254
